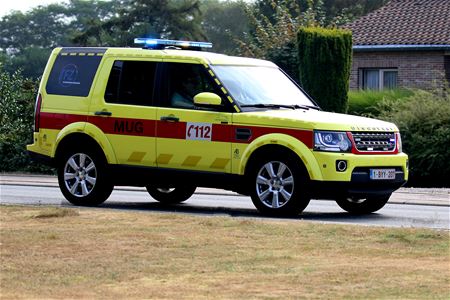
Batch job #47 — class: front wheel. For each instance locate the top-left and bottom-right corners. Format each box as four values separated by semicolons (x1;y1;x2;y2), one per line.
58;150;113;206
249;156;311;217
146;186;196;204
335;194;391;214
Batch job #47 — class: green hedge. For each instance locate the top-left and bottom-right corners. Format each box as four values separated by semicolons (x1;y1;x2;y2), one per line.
347;89;414;116
377;90;450;187
297;27;352;113
0;66;51;173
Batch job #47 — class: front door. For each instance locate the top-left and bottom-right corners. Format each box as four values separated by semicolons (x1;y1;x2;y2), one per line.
156;62;233;173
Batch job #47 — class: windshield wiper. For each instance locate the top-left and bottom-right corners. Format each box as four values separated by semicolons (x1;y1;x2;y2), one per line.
303;105;321;110
240;103;311;110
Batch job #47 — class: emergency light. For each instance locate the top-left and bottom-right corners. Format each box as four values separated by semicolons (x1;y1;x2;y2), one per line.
134;38;213;50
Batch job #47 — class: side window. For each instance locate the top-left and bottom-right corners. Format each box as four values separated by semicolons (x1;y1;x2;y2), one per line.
167;63;221;109
46;52;103;97
105;60;157;106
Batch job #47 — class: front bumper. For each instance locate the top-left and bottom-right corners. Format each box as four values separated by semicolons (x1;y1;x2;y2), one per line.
312;151;409;181
309;151;408;199
309;166;406;199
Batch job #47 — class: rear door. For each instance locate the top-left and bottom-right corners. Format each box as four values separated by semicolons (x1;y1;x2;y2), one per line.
155;62;234;173
89;57;161;166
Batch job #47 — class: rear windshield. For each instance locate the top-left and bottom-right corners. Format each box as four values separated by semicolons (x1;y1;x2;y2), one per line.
46;49;105;97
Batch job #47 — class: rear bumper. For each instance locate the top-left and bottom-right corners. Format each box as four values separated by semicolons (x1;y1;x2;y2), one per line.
310;167;406;199
27;150;55;167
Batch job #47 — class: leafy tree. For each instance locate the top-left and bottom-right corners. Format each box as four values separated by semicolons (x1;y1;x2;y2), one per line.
235;0;386;82
0;5;68;53
0;0;116;77
0;0;206;77
323;0;389;26
200;0;250;54
72;0;205;46
235;0;318;81
2;47;51;79
0;1;119;52
253;0;388;26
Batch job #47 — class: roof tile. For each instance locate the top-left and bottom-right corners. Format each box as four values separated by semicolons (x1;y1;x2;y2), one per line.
344;0;450;46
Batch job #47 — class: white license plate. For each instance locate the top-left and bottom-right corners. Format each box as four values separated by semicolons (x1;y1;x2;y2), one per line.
370;169;396;180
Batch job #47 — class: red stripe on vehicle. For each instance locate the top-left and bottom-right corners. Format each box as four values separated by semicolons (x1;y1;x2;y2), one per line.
212;124;233;143
157;121;186;139
88;116;157;137
40;112;87;129
39;112;313;147
234;126;313;148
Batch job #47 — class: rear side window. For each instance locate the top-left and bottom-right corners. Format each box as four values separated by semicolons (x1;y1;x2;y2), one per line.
46;50;104;97
104;60;157;106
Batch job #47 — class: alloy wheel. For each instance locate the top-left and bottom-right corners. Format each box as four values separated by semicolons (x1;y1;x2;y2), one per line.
63;153;97;197
256;161;294;209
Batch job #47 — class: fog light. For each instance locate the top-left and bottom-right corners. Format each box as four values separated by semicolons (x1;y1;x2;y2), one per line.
336;160;347;172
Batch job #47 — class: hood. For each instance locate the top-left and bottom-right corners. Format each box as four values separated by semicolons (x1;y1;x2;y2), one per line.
233;109;398;132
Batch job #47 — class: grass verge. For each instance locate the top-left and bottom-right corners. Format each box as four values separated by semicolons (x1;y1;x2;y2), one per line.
1;205;449;299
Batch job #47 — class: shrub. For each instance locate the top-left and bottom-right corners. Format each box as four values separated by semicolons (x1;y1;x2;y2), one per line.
377;90;450;187
0;66;51;173
348;89;413;116
297;27;352;113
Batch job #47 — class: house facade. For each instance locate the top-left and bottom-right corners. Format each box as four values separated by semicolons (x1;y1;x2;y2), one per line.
345;0;450;90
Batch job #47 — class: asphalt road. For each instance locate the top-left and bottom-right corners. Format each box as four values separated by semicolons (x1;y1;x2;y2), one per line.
1;184;449;230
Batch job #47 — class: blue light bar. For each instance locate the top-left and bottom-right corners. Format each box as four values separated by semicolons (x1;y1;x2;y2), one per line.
134;38;213;49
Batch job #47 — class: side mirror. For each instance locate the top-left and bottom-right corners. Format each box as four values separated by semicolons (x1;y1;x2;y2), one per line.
193;92;222;106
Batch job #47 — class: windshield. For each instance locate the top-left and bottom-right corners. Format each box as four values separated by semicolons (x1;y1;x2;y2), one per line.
211;65;317;109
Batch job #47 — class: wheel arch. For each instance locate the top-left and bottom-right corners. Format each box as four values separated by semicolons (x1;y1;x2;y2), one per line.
53;122;117;164
240;133;322;181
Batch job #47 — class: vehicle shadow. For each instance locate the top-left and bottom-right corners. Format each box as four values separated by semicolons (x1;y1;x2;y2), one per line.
64;200;392;223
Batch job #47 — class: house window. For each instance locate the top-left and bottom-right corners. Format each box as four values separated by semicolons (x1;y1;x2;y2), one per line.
360;69;398;90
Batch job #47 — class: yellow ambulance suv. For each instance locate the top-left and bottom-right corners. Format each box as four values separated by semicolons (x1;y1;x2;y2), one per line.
27;39;408;216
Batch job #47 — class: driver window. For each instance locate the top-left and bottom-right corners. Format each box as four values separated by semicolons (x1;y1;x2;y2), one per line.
167;63;220;109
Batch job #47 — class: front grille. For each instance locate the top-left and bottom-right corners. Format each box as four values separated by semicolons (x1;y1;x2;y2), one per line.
351;132;396;152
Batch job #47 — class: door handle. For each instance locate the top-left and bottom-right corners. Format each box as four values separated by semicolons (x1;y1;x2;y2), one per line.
160;116;179;122
95;111;112;116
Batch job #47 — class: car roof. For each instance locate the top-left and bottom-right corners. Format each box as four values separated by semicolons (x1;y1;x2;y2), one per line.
55;47;277;67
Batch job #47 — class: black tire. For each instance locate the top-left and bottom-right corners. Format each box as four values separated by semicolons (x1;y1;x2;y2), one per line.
146;186;196;204
335;194;391;214
248;152;311;217
57;147;113;206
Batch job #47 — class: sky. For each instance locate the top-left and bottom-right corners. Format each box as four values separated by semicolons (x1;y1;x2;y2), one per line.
0;0;68;17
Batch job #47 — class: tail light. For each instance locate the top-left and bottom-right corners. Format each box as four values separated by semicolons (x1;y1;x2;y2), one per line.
396;132;402;153
33;93;42;132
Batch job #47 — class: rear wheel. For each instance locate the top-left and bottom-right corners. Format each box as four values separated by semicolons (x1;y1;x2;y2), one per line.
58;149;113;206
249;154;311;217
146;186;196;204
335;194;391;214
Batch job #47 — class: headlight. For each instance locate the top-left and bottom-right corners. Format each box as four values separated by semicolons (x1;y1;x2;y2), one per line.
314;131;352;152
